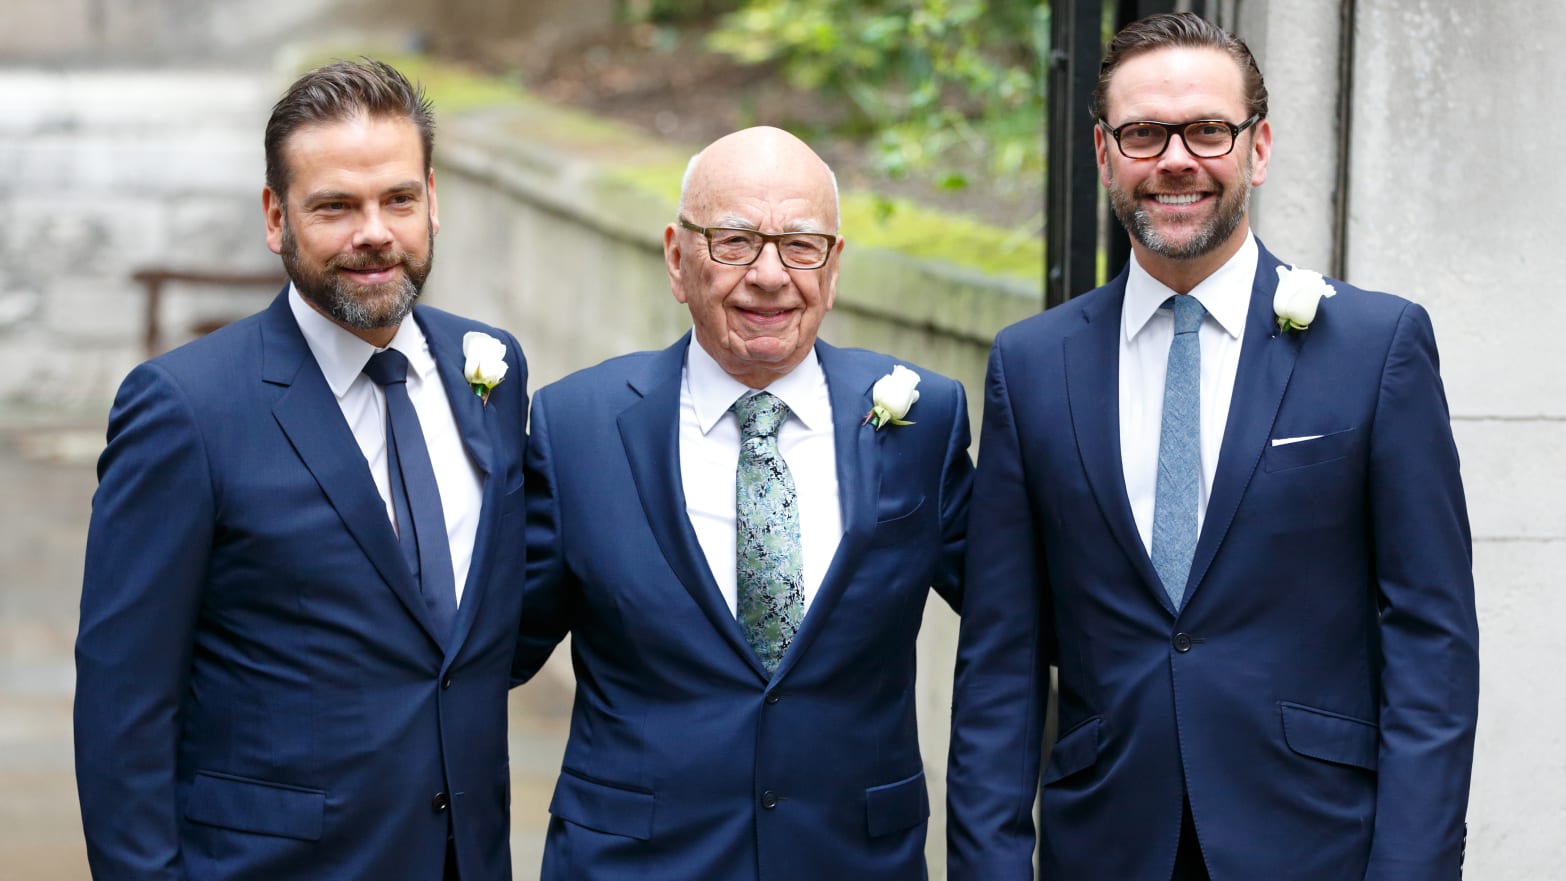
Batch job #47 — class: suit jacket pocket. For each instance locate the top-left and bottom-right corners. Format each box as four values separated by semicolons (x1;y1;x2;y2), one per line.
864;769;929;837
549;769;655;840
868;496;927;548
1263;427;1357;473
1280;702;1378;770
1042;716;1102;785
184;771;325;841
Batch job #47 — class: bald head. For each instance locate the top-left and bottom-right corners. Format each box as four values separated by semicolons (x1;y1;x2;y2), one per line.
664;126;845;389
679;126;840;233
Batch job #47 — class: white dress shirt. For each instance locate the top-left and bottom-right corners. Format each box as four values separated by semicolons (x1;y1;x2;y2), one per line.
289;286;484;603
1118;233;1257;556
679;335;843;617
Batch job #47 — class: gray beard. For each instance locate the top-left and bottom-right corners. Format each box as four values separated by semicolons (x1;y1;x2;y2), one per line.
280;220;433;330
1109;164;1252;261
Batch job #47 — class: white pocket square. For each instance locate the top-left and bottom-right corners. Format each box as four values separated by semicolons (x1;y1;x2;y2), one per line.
1271;435;1324;447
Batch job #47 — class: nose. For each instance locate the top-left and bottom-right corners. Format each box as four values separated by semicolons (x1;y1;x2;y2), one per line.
1156;132;1201;172
353;206;394;250
746;240;791;290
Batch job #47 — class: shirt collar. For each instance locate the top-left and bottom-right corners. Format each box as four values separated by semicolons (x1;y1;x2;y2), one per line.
288;283;435;398
1122;232;1257;343
685;334;830;435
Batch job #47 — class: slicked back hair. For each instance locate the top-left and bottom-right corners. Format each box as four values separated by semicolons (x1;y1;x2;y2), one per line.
1091;12;1268;123
264;58;435;201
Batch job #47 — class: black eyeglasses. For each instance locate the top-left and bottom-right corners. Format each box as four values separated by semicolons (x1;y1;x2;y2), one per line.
1100;113;1263;159
677;218;837;271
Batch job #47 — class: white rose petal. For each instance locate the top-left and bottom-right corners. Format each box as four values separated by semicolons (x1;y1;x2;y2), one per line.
462;331;509;387
1274;266;1336;329
872;364;921;421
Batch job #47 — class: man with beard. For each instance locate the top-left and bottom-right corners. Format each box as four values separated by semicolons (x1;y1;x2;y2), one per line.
75;59;528;881
946;13;1477;881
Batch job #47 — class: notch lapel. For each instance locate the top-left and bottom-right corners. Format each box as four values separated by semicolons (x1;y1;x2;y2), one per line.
769;341;880;682
260;293;444;646
1062;277;1174;614
1183;245;1299;604
420;312;499;659
618;337;769;681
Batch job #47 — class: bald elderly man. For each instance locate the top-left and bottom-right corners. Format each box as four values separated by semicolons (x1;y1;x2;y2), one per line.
513;126;973;880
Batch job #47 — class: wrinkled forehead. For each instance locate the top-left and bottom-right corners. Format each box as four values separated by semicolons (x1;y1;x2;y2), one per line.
686;148;838;230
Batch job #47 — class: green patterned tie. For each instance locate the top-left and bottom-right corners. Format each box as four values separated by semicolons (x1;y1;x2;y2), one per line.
732;392;805;673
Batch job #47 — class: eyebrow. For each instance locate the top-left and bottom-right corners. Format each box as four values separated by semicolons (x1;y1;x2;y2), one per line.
714;214;829;234
302;181;425;206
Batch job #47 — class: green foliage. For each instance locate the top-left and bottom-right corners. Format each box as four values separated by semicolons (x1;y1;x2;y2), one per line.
707;0;1045;190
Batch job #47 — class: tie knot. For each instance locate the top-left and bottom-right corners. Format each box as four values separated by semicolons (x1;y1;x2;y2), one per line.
363;349;410;387
732;392;790;440
1170;294;1205;335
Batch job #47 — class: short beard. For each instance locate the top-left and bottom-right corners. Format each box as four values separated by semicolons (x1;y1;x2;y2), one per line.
281;217;434;331
1108;160;1252;261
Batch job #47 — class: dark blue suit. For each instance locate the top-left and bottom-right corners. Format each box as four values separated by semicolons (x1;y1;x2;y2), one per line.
947;243;1479;881
75;291;528;881
515;335;971;880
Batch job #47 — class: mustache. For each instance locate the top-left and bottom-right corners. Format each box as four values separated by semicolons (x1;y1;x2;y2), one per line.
327;250;414;271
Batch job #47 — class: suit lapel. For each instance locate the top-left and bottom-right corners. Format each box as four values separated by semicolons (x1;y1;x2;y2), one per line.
1183;245;1299;604
1062;275;1175;614
420;311;497;660
770;341;879;682
261;292;444;646
618;336;769;681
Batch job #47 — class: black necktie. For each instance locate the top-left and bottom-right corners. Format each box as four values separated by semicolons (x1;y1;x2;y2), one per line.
363;349;457;640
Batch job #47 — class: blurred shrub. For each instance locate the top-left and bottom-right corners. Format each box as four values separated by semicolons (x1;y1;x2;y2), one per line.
706;0;1045;188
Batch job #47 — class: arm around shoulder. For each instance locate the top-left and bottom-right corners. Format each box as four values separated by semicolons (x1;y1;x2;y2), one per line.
512;388;572;685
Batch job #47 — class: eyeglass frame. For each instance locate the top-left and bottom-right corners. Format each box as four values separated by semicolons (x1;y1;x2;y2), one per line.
1099;113;1264;159
676;217;838;271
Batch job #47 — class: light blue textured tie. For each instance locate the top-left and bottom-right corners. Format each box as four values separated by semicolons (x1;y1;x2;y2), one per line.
1151;294;1205;609
732;392;805;673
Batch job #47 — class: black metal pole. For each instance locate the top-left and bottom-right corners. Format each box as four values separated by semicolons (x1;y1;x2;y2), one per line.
1045;0;1108;308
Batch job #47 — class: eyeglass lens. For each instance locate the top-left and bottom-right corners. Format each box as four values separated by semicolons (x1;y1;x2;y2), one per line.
708;229;833;269
1118;121;1236;158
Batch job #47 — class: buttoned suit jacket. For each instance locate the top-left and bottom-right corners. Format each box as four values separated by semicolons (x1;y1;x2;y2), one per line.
946;242;1479;881
514;334;972;881
75;290;529;881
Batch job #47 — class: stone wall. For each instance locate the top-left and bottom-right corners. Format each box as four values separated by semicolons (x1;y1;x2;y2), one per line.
0;69;281;418
1244;3;1566;877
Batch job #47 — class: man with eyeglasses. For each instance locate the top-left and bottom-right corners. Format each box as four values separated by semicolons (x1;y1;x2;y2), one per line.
513;125;973;880
948;12;1477;881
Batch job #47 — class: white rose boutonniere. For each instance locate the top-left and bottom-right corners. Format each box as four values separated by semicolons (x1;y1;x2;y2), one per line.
462;331;509;405
863;364;921;431
1274;265;1337;334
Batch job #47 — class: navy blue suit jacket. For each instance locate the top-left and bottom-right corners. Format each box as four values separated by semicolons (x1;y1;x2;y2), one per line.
75;291;529;881
947;243;1479;881
514;335;972;880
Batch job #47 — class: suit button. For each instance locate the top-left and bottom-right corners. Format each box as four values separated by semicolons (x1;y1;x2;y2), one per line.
1173;633;1193;653
442;677;453;689
765;693;780;705
432;792;450;812
761;790;778;809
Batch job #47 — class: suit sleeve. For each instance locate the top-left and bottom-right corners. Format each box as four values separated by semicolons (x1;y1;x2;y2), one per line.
1363;304;1480;881
931;378;974;612
946;339;1052;881
512;389;573;685
75;363;214;880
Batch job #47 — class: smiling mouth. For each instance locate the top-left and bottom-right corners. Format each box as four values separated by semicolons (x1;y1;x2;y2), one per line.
1152;193;1205;206
339;265;402;283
